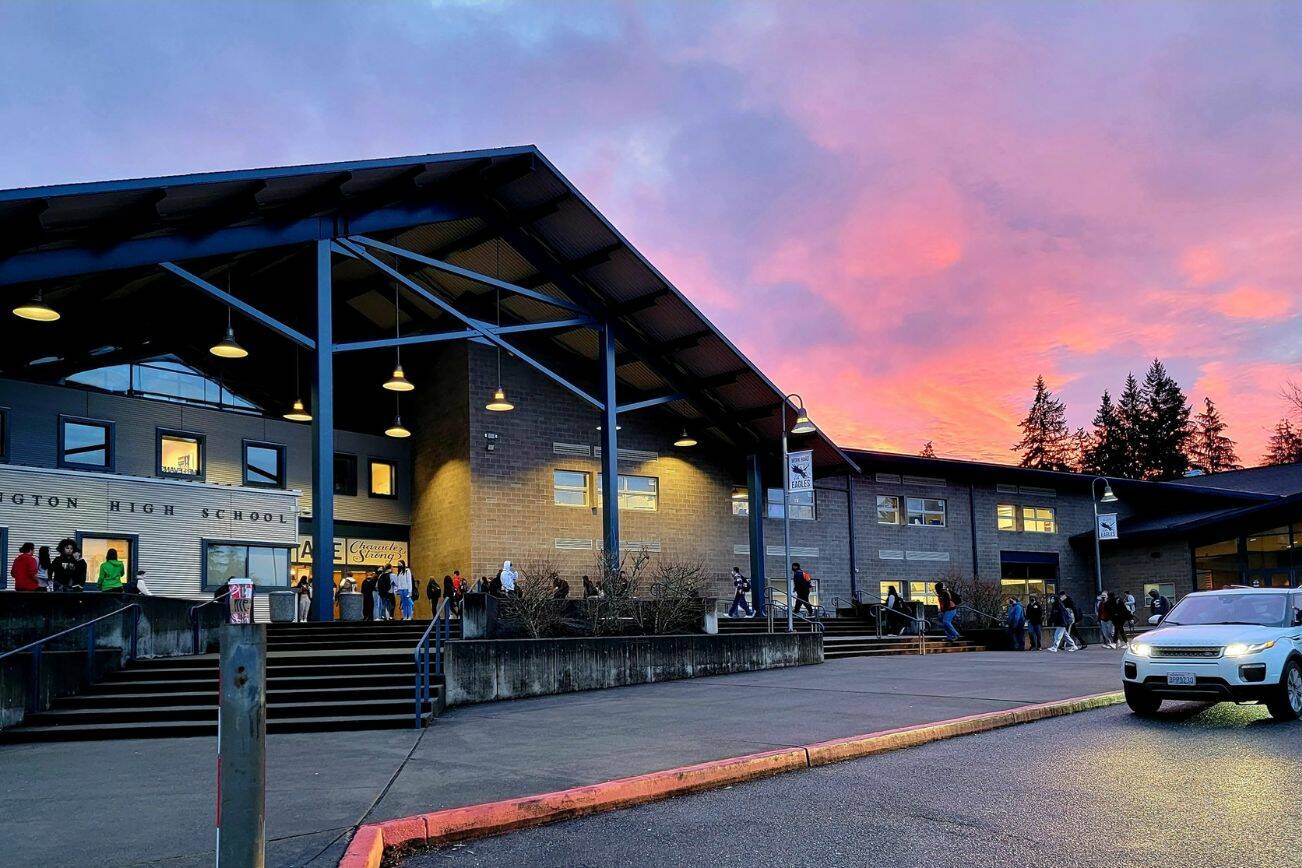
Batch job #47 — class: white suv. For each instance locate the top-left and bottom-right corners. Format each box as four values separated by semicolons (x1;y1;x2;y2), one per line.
1122;587;1302;721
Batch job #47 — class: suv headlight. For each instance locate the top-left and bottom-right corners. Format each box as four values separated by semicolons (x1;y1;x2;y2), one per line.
1129;642;1152;657
1224;640;1275;658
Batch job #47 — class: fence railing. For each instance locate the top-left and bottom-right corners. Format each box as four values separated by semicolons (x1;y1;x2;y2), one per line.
413;596;451;728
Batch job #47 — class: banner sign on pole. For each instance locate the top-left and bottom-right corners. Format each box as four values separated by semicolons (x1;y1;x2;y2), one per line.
787;450;814;493
1097;513;1118;541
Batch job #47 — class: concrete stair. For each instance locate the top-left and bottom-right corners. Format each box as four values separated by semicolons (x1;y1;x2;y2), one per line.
0;619;460;743
716;614;987;659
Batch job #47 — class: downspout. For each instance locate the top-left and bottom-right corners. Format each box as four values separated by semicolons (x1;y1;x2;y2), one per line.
968;481;979;581
846;475;859;603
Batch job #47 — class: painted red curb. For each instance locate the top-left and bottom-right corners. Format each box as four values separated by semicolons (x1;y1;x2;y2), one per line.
338;690;1123;866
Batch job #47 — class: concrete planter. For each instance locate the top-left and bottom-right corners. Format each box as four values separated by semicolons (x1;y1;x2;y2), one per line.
338;592;363;621
267;591;297;623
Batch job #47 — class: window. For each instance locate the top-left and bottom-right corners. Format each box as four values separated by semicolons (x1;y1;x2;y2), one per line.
996;503;1017;531
907;581;938;606
157;430;204;479
205;542;290;589
554;470;591;507
334;454;358;496
1143;582;1176;607
59;416;113;470
242;441;285;489
730;487;749;516
369;459;397;498
1021;506;1056;534
78;535;135;586
905;497;945;527
766;488;815;521
877;495;900;525
597;474;659;512
65;357;259;412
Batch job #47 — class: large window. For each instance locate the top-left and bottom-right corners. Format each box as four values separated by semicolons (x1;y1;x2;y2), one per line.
996;503;1017;531
1022;506;1056;534
907;581;939;606
79;535;134;586
157;430;204;479
1194;538;1240;590
554;470;591;507
334;453;358;496
59;416;114;470
369;459;397;498
877;495;901;525
242;441;285;489
65;357;259;412
205;542;291;589
597;474;659;512
766;488;815;521
905;497;945;527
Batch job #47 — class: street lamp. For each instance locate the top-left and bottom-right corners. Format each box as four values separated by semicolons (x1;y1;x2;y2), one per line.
782;393;815;633
1091;476;1118;596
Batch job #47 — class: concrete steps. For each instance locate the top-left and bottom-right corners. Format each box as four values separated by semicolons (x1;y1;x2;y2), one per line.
717;615;988;659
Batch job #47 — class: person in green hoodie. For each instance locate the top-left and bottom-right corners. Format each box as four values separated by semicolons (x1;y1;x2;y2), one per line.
98;548;126;592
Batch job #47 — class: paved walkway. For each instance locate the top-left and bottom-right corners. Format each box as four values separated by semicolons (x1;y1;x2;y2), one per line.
0;650;1121;868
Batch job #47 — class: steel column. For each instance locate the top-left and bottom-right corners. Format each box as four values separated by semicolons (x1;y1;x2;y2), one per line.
747;453;766;614
310;239;335;621
216;623;266;867
846;475;859;604
599;324;620;560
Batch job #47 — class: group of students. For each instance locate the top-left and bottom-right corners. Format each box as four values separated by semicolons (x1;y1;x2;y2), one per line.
1004;589;1156;652
8;539;132;593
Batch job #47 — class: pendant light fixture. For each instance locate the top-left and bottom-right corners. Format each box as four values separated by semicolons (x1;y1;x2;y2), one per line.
673;429;697;447
383;283;414;392
12;288;60;322
209;274;248;359
385;394;411;438
484;238;515;412
282;353;312;422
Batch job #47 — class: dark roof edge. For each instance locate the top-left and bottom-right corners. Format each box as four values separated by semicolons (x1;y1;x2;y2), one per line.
1068;490;1302;546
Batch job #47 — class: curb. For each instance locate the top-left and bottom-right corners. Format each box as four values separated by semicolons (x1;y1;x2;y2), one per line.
340;690;1123;866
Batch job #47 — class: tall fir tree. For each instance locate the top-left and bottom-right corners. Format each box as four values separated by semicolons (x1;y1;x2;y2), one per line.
1137;359;1192;480
1082;390;1129;475
1113;373;1147;479
1264;419;1302;465
919;440;936;458
1069;427;1091;473
1012;375;1073;471
1188;397;1241;474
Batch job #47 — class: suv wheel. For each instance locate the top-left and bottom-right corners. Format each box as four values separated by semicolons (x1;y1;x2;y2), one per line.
1124;683;1162;716
1266;659;1302;722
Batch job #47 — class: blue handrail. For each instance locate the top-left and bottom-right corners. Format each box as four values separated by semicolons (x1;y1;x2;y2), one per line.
0;603;142;715
413;597;451;728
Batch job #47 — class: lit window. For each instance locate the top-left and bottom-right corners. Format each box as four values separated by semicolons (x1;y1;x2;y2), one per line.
906;497;945;527
554;470;591;507
597;474;659;512
908;581;939;606
243;441;285;489
997;503;1018;531
730;487;749;516
158;430;203;478
877;495;900;525
765;488;815;521
1022;506;1056;534
205;543;290;589
334;454;358;496
369;459;397;498
59;417;113;470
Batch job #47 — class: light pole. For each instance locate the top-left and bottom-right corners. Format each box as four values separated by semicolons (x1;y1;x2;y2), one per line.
1091;476;1118;596
782;394;816;633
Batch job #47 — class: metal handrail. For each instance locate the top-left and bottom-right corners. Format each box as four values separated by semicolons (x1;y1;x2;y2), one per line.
413;596;451;728
954;604;1004;626
189;590;232;654
873;603;930;654
0;603;141;716
765;587;823;634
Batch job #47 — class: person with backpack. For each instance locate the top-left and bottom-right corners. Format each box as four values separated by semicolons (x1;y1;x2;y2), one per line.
1005;596;1026;650
728;566;753;618
375;566;394;621
935;581;961;642
791;563;814;616
1025;594;1044;651
1046;593;1079;652
425;576;441;615
1064;593;1088;649
882;585;908;634
1110;591;1131;647
360;572;376;621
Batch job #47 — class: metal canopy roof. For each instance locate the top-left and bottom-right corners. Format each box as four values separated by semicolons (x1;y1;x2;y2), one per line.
0;146;855;473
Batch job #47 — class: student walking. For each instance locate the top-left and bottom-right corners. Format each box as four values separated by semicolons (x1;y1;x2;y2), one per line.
10;542;41;592
1046;594;1079;652
1096;592;1116;648
1025;595;1044;650
443;575;458;616
1064;594;1088;648
499;561;518;596
935;581;961;642
295;576;312;622
791;563;814;616
728;567;754;618
1006;597;1026;650
1110;592;1131;647
883;585;908;634
425;576;442;614
394;560;415;620
98;549;126;592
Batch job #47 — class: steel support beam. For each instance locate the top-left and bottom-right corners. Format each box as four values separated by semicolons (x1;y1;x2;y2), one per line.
615;393;686;415
747;454;766;614
160;261;316;350
309;239;335;621
599;324;620;560
332;316;592;354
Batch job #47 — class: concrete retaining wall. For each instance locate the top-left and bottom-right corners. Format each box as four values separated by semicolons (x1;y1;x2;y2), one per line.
443;632;822;706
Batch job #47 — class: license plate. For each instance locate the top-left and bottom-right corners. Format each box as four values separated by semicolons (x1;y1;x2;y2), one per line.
1167;673;1197;686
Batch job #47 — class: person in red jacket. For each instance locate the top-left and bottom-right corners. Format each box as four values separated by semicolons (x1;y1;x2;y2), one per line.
10;542;41;592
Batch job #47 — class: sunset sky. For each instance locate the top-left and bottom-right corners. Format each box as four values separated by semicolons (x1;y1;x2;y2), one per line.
1;1;1298;463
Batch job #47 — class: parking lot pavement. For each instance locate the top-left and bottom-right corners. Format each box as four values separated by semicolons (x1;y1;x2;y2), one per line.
401;701;1302;868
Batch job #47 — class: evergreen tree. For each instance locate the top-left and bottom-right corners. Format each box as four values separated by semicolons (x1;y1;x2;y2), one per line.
1264;419;1302;465
919;441;936;458
1082;390;1129;476
1188;397;1241;474
1137;359;1192;480
1012;375;1073;471
1069;427;1091;473
1113;373;1147;479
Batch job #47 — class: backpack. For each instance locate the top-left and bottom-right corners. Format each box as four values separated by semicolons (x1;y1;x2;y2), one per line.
950;589;962;605
377;573;392;594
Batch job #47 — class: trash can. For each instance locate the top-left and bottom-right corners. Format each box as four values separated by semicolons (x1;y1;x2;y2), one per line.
339;591;363;621
268;590;296;623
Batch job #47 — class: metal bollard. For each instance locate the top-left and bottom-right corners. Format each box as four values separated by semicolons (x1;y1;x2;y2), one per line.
217;623;266;868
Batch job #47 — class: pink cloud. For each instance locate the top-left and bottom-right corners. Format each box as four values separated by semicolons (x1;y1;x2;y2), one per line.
1213;284;1294;320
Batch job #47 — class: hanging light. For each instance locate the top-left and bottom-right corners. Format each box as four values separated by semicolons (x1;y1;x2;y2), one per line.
383;283;415;391
674;429;697;447
1100;481;1118;503
790;405;816;435
385;394;411;438
210;279;248;358
485;386;514;412
484;237;516;412
13;289;60;322
283;353;312;421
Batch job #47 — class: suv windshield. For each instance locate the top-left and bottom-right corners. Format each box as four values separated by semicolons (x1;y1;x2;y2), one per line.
1164;593;1290;628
